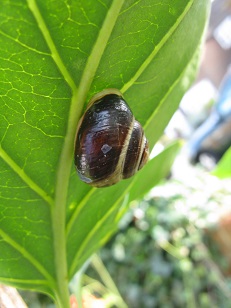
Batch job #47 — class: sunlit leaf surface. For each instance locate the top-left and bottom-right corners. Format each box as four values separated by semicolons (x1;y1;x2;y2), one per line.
0;0;210;301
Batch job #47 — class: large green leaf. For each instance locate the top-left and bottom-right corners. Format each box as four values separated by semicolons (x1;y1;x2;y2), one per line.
0;0;210;306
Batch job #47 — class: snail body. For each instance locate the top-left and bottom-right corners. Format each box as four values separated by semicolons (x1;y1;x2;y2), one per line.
74;89;149;187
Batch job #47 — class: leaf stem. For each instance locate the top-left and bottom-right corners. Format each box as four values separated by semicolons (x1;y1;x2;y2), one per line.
50;94;80;308
51;1;125;304
49;0;124;303
91;254;127;308
73;270;83;308
28;0;125;306
51;206;70;307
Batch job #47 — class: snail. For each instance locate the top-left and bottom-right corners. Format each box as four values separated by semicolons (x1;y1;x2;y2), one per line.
74;88;149;187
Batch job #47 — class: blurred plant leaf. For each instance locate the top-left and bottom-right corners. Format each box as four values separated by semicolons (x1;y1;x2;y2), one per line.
212;146;231;178
129;141;182;202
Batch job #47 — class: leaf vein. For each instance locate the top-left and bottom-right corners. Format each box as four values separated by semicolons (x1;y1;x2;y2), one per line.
0;229;56;287
69;186;131;276
27;0;77;92
121;0;194;94
0;30;50;56
0;146;53;206
52;0;126;299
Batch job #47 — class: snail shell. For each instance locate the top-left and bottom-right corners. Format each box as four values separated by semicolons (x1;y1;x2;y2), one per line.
74;89;149;187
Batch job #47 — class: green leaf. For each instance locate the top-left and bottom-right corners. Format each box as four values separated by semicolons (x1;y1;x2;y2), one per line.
212;146;231;178
0;0;210;306
129;141;182;202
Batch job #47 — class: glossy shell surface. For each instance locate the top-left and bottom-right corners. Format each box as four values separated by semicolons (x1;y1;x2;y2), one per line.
74;89;149;187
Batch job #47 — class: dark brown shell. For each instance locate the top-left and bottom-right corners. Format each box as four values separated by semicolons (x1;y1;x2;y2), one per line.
74;89;149;187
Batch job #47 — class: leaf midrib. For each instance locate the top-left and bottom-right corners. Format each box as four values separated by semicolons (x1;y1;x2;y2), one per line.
28;0;127;303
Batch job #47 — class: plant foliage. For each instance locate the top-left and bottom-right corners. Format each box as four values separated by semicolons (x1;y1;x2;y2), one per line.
213;146;231;178
0;0;210;305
